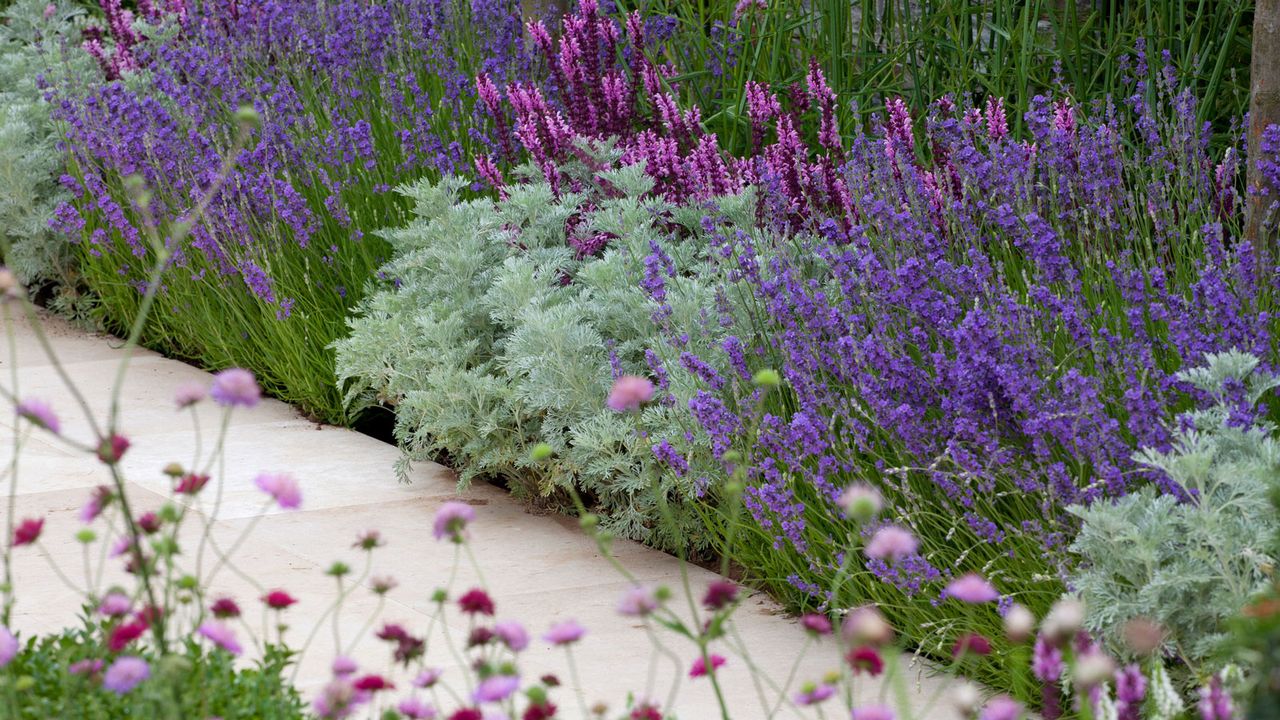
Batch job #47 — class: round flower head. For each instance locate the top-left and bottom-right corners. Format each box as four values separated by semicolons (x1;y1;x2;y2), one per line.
0;626;17;667
412;667;443;688
544;619;586;646
952;632;992;658
688;653;725;678
851;705;895;720
210;596;241;618
837;483;882;522
701;580;738;611
842;605;894;647
210;368;261;408
12;517;43;547
800;613;832;635
493;620;529;652
97;593;132;617
103;656;150;694
458;588;495;616
16;398;59;435
617;584;660;617
398;697;437;719
473;674;520;703
262;589;298;609
945;573;999;603
173;381;207;409
1042;597;1085;643
794;682;836;706
606;375;654;411
980;696;1024;720
197;621;243;656
433;501;475;542
1003;603;1036;642
846;646;884;676
255;472;302;509
864;525;918;562
331;655;358;677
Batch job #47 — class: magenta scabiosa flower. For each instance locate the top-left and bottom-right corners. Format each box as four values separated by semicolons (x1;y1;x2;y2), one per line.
197;621;242;655
544;619;586;646
688;653;725;678
12;517;43;546
254;472;301;509
458;588;495;616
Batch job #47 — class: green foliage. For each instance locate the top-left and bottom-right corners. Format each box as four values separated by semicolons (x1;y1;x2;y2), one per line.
1068;351;1280;669
0;0;93;318
0;628;304;719
336;152;755;550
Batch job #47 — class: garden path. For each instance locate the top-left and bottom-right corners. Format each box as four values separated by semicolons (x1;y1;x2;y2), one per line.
0;308;963;719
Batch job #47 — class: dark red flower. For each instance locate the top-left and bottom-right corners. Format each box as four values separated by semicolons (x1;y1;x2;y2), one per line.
375;623;408;642
458;588;495;616
523;701;558;720
96;434;130;465
630;703;664;720
261;590;297;610
701;580;738;611
448;710;483;720
210;597;241;619
540;674;561;687
134;605;163;625
12;517;43;546
394;635;425;664
800;613;833;635
467;626;495;647
952;632;993;658
174;473;210;495
846;646;884;676
136;512;161;534
108;620;148;651
353;674;394;692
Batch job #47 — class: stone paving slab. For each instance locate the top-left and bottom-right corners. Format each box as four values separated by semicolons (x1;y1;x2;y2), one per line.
0;307;963;719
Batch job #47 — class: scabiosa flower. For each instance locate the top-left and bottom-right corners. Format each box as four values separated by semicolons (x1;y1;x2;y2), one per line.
173;381;206;408
494;620;529;652
701;580;738;610
96;433;131;464
210;597;241;618
102;656;149;694
371;576;398;595
837;483;882;522
108;620;147;652
793;682;836;705
262;589;298;609
447;710;483;720
606;375;654;411
618;585;660;617
210;368;261;407
1041;598;1084;643
1003;603;1036;642
433;501;475;542
952;632;993;658
842;606;894;647
69;658;104;676
254;472;302;509
846;646;884;676
81;485;113;523
313;677;366;719
197;621;242;655
864;525;918;562
332;655;358;677
354;530;383;550
97;593;132;617
0;626;17;667
1074;651;1117;689
458;588;495;616
544;619;586;646
398;697;437;719
688;653;725;678
980;696;1024;720
1032;636;1063;682
851;705;895;720
473;674;520;703
136;512;161;534
174;472;210;495
12;518;43;546
945;573;1000;603
630;702;663;720
413;668;443;688
800;613;832;635
15;399;59;435
1115;664;1147;720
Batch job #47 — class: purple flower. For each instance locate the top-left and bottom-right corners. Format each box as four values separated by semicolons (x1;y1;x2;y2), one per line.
493;620;529;652
397;697;437;719
473;674;519;703
15;399;59;435
173;381;207;408
102;656;150;694
980;696;1024;720
412;668;443;688
331;655;358;677
617;585;660;617
945;573;1000;603
864;526;919;562
210;368;261;408
97;593;132;617
433;501;476;542
794;682;836;705
197;621;243;655
0;626;17;667
851;705;895;720
255;472;302;509
543;619;586;646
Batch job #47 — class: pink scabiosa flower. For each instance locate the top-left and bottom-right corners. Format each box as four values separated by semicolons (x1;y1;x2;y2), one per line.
210;368;260;407
606;375;654;411
331;655;358;677
544;619;586;646
197;621;242;655
15;399;59;435
864;525;918;562
370;575;398;595
80;485;113;523
108;620;147;652
842;605;894;647
69;658;104;676
210;597;241;618
617;585;660;617
701;580;738;611
688;654;725;678
102;656;149;694
412;667;443;688
851;705;895;720
12;517;43;546
313;677;366;719
433;501;475;542
952;632;993;658
473;674;520;703
800;613;832;636
458;588;495;616
173;381;206;408
262;589;298;610
174;472;210;495
353;529;383;550
493;620;529;652
96;433;130;465
97;593;132;617
0;626;17;667
136;512;161;534
945;573;1000;603
255;472;301;509
836;483;882;522
398;697;437;719
980;697;1024;720
794;682;836;706
846;646;884;676
353;674;394;692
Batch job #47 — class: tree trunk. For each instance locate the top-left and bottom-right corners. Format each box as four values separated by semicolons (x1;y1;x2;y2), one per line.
1246;0;1280;253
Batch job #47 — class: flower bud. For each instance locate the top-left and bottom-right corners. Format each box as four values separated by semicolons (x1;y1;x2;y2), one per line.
530;443;554;461
951;681;983;715
752;369;781;387
842;605;894;647
1003;603;1036;643
1073;651;1116;689
837;483;883;523
234;105;261;130
1041;597;1084;644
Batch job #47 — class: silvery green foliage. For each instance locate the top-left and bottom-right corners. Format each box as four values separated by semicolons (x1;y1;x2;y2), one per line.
1068;350;1280;667
336;155;760;549
0;0;93;316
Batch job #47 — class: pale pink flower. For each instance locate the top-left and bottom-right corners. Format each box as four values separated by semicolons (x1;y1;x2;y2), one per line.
493;620;529;652
945;573;1000;604
617;585;660;617
103;656;149;694
210;368;260;408
473;674;520;703
852;705;895;720
173;381;207;408
0;626;17;667
432;501;475;542
397;697;436;719
543;619;586;646
15;398;59;435
606;375;654;411
864;525;918;562
794;683;836;706
97;593;132;617
412;667;443;688
197;621;242;655
255;472;301;509
331;655;358;677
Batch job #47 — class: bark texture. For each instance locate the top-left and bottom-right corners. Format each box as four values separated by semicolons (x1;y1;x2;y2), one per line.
1247;0;1280;251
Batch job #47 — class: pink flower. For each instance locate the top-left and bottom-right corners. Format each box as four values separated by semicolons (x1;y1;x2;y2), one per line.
173;381;207;408
313;677;366;719
544;619;586;646
0;626;17;667
96;433;130;465
108;621;147;651
701;580;738;611
952;632;993;658
353;674;394;692
473;674;520;703
12;517;43;546
210;368;260;407
851;706;895;720
846;646;884;676
210;597;241;618
688;654;726;678
606;375;654;411
398;697;437;719
412;668;443;688
15;398;59;435
69;658;103;675
800;613;832;635
174;473;210;495
197;621;242;655
836;483;882;521
81;485;113;523
794;682;836;706
864;525;918;562
109;536;131;558
493;620;529;652
980;696;1024;720
331;655;358;677
433;501;475;542
262;589;298;610
617;585;660;617
103;656;149;694
946;573;1000;604
97;593;132;617
255;472;301;509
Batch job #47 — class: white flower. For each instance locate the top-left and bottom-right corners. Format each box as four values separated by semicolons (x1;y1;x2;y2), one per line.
1151;661;1185;720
